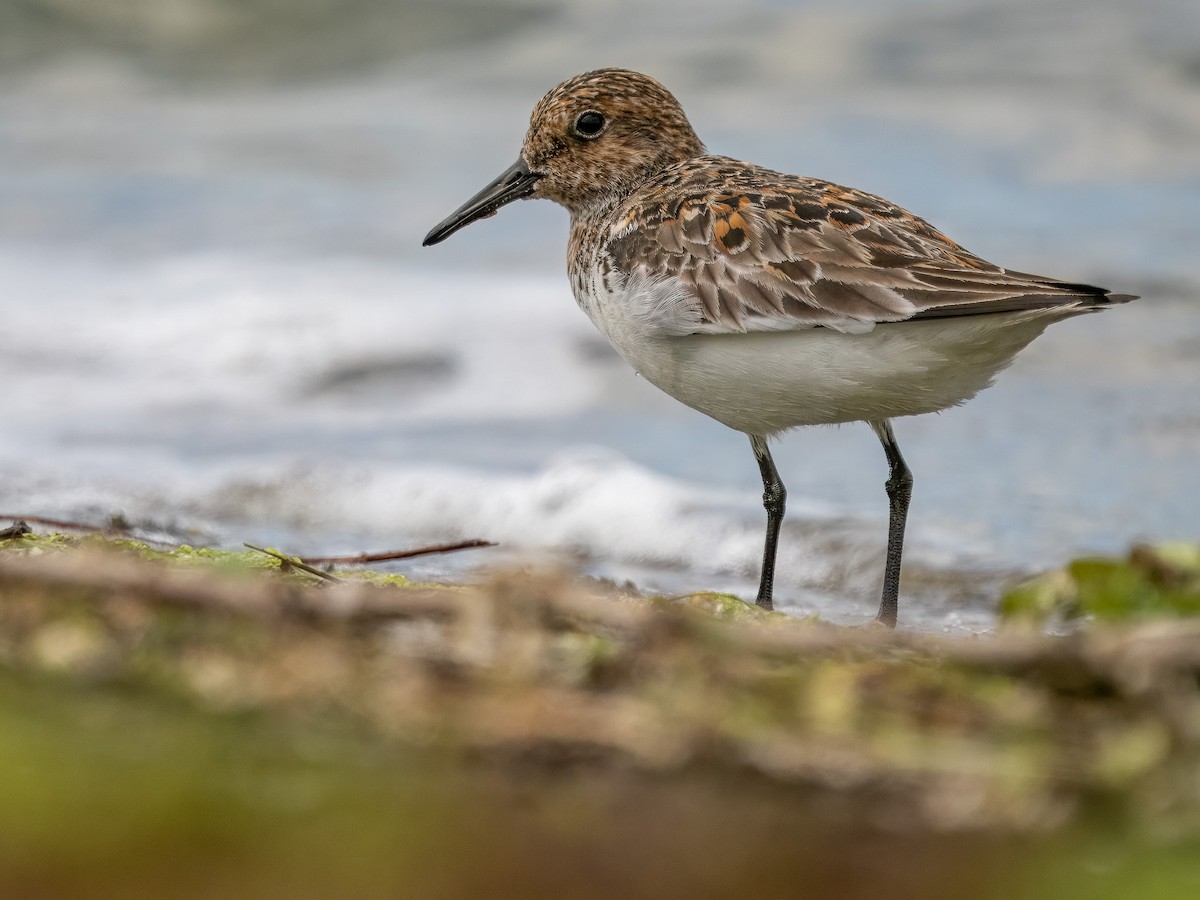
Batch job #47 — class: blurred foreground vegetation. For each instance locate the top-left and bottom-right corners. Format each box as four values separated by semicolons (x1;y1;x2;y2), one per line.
1001;542;1200;623
1;531;1199;898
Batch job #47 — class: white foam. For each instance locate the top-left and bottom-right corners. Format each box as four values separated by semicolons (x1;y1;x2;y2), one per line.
0;249;606;457
185;447;811;578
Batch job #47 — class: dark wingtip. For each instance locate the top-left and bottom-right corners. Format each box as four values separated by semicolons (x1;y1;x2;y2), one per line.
1046;282;1138;306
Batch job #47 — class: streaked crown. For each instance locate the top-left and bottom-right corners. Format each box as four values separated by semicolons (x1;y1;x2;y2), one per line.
522;68;705;214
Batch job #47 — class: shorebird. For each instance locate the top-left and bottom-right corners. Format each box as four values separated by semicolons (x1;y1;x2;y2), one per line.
423;68;1134;627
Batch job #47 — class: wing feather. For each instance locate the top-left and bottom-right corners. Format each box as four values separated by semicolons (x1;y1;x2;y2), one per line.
604;156;1130;334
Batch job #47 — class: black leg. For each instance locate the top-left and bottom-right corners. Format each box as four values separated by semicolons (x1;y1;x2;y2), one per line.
869;420;912;628
750;435;786;611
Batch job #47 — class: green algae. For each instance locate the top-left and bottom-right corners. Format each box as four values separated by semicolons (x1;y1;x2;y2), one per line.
1001;542;1200;625
1;531;275;567
0;531;419;587
656;590;781;621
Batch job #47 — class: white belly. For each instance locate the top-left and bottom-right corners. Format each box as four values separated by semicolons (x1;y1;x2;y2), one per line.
583;288;1076;435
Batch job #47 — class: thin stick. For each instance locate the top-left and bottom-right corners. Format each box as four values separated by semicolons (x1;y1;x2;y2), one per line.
298;539;497;566
1;514;117;533
0;514;183;550
243;543;342;582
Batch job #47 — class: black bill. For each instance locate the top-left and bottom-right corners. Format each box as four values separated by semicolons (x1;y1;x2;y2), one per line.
422;158;541;246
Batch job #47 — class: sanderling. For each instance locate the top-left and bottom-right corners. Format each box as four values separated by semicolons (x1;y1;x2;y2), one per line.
423;68;1135;627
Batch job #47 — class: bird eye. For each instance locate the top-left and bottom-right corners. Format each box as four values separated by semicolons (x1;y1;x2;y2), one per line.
573;110;606;138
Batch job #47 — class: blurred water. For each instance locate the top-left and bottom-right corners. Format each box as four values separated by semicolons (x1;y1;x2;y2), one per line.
1;0;1198;629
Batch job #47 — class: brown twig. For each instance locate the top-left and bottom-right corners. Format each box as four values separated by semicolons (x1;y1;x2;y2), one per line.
297;539;497;566
1;514;495;570
0;513;183;550
1;513;116;533
243;543;343;583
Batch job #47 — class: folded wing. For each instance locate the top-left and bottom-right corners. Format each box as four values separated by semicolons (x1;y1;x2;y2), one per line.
605;158;1133;335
